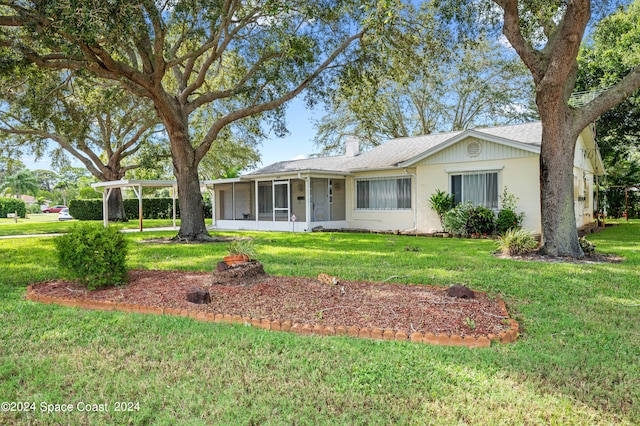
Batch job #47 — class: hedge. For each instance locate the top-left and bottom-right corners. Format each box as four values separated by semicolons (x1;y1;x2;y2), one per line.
0;198;27;218
69;198;212;220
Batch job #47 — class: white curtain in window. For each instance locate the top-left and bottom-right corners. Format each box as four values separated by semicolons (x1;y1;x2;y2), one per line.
464;174;485;206
486;173;498;209
356;177;411;209
451;172;499;208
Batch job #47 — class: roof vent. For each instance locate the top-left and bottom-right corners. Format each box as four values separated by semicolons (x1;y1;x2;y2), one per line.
466;140;482;157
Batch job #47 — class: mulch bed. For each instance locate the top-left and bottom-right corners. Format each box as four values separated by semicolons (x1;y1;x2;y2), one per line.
28;266;513;341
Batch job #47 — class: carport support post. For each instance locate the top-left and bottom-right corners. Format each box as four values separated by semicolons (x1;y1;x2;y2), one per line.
129;184;143;231
102;187;114;228
138;184;143;231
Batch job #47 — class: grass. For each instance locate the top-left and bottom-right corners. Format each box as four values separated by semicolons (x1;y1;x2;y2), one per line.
0;217;180;236
0;222;639;424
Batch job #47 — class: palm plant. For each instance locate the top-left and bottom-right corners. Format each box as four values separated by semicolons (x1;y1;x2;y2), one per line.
0;169;39;198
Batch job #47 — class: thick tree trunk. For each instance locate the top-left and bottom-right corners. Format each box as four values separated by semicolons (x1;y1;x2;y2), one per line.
538;106;584;257
102;170;128;222
175;163;209;240
107;188;127;222
160;108;210;241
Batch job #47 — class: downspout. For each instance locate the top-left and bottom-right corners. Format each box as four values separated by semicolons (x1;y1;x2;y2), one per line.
404;169;418;234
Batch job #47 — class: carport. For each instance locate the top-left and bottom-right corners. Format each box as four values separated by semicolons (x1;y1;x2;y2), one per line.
91;180;178;231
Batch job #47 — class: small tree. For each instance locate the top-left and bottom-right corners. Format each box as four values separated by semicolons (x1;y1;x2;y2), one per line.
429;189;455;229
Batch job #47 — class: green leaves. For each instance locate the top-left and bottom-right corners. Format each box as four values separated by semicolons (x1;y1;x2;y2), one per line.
55;223;128;288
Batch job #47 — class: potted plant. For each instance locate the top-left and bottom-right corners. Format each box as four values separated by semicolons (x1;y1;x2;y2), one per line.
224;239;256;266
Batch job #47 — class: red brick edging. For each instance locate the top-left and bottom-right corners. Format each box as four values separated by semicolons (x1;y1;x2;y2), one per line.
25;285;519;348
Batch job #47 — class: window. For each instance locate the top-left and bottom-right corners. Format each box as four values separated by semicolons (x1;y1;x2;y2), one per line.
450;172;498;209
356;177;411;210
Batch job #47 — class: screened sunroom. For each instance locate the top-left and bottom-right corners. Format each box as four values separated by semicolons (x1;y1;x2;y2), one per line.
205;175;347;232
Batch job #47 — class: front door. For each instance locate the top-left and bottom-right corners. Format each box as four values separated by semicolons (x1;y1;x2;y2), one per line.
312;179;329;221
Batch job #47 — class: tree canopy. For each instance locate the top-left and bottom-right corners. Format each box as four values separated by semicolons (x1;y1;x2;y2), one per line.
0;0;375;239
0;68;167;220
314;1;535;155
576;0;640;217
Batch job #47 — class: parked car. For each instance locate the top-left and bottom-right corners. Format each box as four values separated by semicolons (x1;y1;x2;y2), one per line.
58;208;73;221
42;205;67;213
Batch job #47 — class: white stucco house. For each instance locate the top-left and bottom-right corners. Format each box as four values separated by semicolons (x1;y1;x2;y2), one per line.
205;121;604;234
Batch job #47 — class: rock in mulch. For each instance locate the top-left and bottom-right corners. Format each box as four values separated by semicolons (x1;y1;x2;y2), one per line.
447;285;475;299
186;286;211;304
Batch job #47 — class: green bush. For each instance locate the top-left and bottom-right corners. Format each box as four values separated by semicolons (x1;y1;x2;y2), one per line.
496;228;538;256
429;189;455;227
55;223;128;289
69;198;213;221
442;202;474;236
0;197;27;218
496;208;524;234
467;206;495;235
69;199;103;220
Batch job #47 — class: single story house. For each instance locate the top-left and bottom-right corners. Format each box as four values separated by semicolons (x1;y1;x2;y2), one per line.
206;121;604;234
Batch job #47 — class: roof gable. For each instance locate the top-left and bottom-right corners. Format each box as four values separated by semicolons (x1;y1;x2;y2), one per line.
399;122;542;167
414;136;539;166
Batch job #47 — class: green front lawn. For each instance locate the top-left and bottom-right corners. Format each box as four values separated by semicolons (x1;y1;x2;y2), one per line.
0;223;638;424
0;218;180;236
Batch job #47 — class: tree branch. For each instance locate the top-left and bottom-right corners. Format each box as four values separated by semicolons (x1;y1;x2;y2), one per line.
194;30;365;162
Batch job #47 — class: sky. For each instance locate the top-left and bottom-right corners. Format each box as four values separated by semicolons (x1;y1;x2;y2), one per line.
19;96;320;173
254;98;321;168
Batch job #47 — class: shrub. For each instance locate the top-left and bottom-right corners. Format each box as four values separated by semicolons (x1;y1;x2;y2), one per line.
0;197;27;218
496;228;538;256
467;206;495;235
55;223;128;289
69;198;213;221
429;189;455;226
495;208;524;234
69;199;103;220
442;202;473;236
579;236;596;255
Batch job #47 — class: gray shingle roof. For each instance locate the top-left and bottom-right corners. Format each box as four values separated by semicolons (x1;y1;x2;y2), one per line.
474;121;542;146
247;121;543;176
245;154;354;176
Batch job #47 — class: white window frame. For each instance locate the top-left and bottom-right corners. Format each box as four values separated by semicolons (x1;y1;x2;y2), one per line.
449;170;499;210
355;176;412;210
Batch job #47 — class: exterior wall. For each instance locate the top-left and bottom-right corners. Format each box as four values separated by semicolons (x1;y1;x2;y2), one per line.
573;134;597;227
415;138;541;234
331;179;347;221
290;179;306;221
346;169;416;232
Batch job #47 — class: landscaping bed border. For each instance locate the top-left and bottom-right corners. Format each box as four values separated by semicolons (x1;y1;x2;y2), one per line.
25;285;519;348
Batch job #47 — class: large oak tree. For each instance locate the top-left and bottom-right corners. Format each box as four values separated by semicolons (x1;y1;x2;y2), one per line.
493;0;640;257
0;0;372;240
0;69;163;220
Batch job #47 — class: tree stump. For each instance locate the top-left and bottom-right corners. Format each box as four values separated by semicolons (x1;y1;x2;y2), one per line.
212;261;266;285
